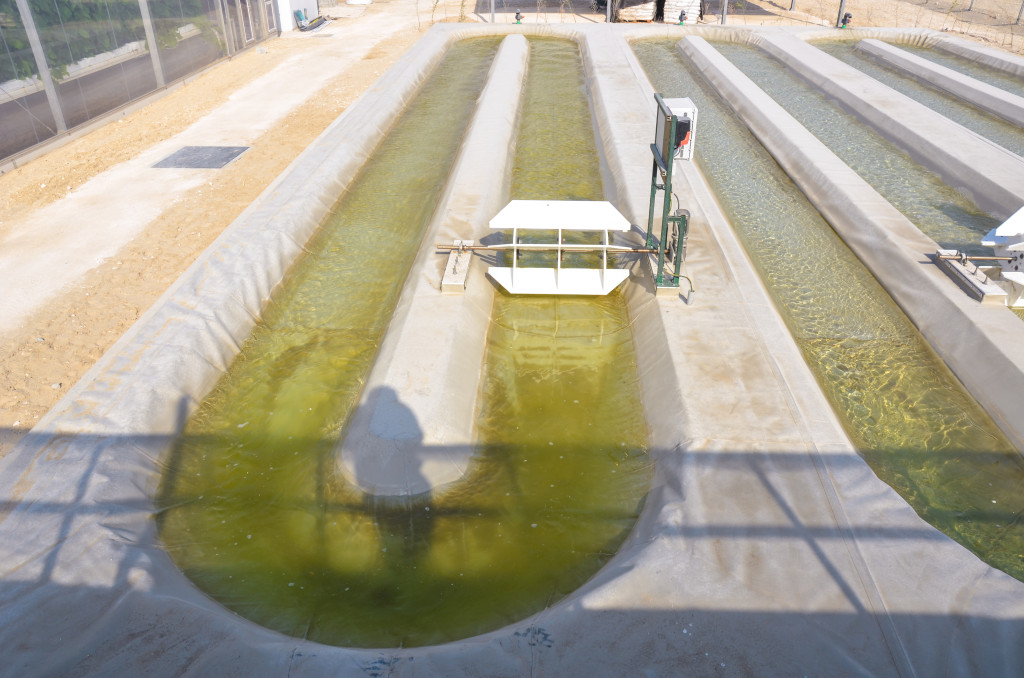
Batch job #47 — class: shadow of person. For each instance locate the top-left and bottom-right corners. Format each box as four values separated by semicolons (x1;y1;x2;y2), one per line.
356;386;435;567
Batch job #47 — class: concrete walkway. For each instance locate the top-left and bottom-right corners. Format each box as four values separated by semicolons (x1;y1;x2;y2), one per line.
0;5;422;331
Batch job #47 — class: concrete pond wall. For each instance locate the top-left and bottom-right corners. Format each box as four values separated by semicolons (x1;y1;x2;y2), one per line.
3;23;1024;677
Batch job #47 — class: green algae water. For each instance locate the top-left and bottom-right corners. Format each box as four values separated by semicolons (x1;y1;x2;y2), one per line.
158;36;649;648
632;40;1024;580
474;34;650;619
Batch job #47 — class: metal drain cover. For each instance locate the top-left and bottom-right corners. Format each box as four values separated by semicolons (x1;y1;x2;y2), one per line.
154;146;249;169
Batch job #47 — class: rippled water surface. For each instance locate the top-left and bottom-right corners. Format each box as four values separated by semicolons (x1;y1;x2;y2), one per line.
814;39;1024;159
633;39;1024;580
719;40;1003;255
158;37;649;648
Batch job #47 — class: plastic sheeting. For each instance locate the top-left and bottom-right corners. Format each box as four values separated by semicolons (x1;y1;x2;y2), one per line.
337;34;528;496
679;33;1024;457
755;30;1024;220
857;38;1024;129
2;24;1024;677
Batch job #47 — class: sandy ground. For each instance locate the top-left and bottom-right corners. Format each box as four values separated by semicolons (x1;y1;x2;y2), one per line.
0;0;1019;458
0;0;432;455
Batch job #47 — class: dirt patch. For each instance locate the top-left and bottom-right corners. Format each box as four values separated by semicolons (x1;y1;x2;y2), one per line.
0;47;291;234
0;26;420;457
1;0;1021;459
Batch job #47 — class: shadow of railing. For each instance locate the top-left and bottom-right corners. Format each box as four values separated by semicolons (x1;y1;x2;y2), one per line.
3;423;1024;672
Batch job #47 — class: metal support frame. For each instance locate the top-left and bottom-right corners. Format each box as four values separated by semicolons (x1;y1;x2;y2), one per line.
218;0;236;55
137;0;166;88
14;0;67;133
835;0;847;27
646;93;690;289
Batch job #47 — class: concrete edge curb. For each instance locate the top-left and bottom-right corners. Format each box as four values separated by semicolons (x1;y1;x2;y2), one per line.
857;38;1024;129
754;30;1024;220
935;34;1024;78
335;34;530;496
680;34;1024;452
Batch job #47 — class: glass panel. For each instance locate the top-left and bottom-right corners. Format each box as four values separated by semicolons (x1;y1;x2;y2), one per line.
220;0;242;52
238;0;252;42
263;0;274;32
29;0;153;128
150;0;226;83
0;2;58;158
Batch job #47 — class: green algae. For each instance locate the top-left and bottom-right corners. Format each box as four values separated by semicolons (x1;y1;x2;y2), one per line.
157;37;650;648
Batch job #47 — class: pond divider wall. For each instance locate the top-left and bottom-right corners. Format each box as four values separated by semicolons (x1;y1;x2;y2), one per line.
679;33;1024;452
857;38;1024;129
335;34;530;496
933;34;1024;78
578;25;692;455
755;31;1024;220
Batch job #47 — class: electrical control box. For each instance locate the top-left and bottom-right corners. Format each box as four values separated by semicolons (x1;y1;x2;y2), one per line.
655;97;698;164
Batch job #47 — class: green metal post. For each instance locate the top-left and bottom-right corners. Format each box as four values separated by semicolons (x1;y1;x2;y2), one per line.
646;161;659;248
672;210;689;280
657;153;673;286
835;0;847;27
648;93;691;289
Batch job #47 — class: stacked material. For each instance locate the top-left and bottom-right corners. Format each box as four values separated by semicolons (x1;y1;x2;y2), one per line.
664;0;702;22
617;0;700;22
616;0;656;21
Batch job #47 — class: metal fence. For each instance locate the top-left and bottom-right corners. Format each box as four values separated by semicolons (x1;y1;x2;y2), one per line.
0;0;277;163
470;0;1024;49
712;0;1024;53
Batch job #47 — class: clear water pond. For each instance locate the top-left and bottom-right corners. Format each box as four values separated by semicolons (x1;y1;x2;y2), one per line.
633;39;1024;581
814;39;1024;159
718;40;1003;256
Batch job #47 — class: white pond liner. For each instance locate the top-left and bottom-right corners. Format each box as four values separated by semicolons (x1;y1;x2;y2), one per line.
2;24;1024;677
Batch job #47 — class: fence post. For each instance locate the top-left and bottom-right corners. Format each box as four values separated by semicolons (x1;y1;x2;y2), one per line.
720;0;727;24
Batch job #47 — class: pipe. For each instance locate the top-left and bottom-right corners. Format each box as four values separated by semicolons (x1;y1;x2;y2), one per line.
936;255;1012;261
678;274;695;304
436;244;660;253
